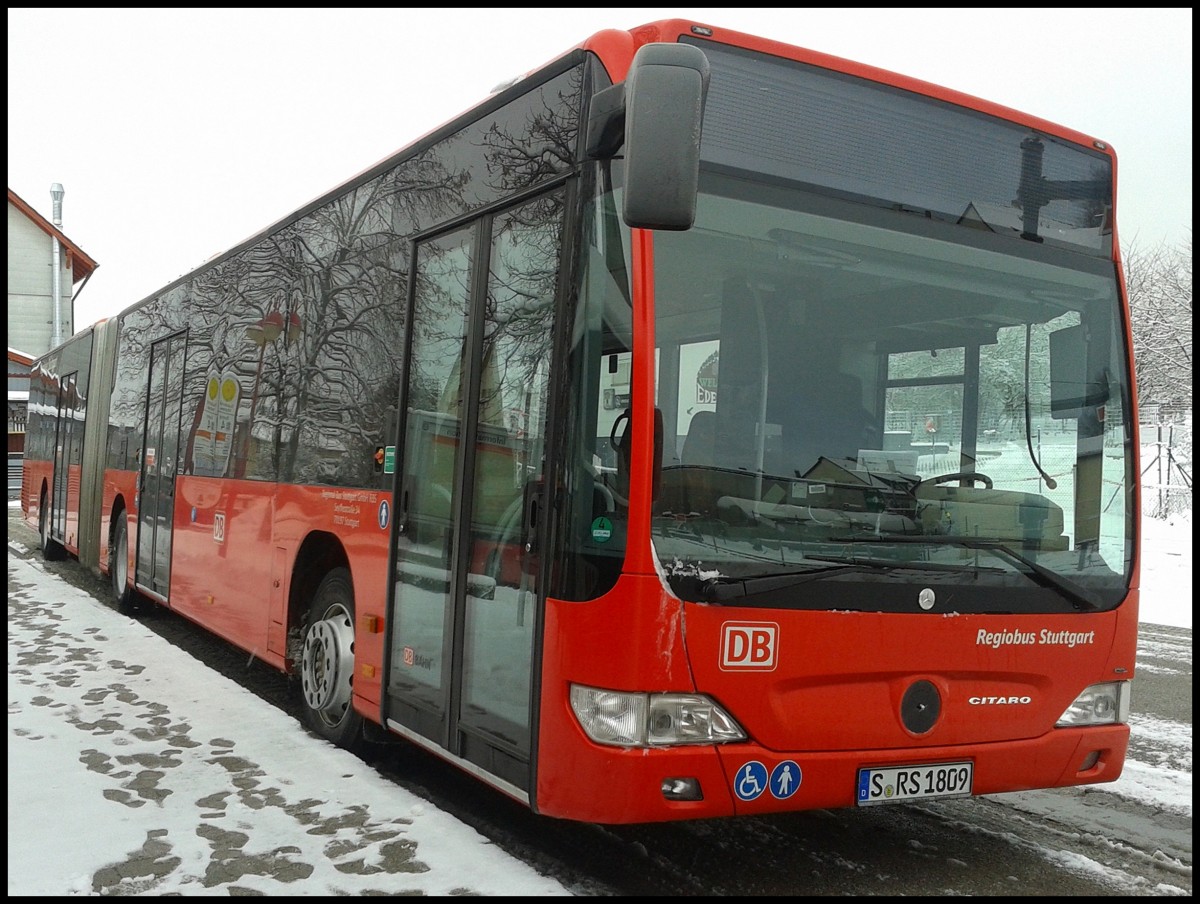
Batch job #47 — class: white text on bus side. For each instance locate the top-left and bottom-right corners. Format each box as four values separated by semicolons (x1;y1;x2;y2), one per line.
976;628;1096;649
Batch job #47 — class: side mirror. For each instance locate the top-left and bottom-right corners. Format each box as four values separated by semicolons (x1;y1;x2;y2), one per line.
586;43;710;231
624;43;710;230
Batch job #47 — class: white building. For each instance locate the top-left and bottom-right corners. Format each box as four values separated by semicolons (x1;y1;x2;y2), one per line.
7;187;99;494
7;186;99;358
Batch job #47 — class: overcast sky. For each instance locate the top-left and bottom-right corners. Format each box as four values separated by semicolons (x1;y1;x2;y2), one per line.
7;8;1193;330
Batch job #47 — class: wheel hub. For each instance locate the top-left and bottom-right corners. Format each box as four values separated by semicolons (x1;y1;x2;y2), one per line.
301;611;354;721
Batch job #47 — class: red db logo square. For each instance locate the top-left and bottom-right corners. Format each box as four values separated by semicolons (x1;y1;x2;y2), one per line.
721;622;778;670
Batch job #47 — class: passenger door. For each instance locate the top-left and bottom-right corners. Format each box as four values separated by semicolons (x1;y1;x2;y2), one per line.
49;370;82;544
136;331;187;599
385;191;563;792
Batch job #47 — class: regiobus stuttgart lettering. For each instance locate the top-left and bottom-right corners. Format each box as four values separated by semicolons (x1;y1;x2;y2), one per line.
976;628;1097;649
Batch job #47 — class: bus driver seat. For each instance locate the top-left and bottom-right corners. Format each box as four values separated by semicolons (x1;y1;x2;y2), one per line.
681;410;717;467
671;410;719;514
789;372;880;473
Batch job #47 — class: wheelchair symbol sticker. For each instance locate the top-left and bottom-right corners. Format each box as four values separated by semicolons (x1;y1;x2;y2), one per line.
735;761;768;801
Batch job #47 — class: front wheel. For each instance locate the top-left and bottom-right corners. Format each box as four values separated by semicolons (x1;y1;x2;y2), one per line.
299;567;364;750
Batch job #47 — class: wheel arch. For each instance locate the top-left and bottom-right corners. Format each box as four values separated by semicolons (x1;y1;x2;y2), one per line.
285;530;351;673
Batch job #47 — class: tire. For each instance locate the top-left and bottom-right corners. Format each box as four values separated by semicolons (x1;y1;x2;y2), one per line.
110;513;144;615
38;490;66;562
299;567;364;749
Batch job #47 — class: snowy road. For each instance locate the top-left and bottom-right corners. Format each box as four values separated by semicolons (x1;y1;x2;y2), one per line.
8;504;1191;896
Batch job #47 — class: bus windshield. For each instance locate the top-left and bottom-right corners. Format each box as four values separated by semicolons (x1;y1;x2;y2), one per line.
646;175;1133;614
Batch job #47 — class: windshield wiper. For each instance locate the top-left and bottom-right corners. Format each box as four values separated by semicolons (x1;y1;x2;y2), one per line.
702;563;883;602
699;557;982;602
834;535;1103;611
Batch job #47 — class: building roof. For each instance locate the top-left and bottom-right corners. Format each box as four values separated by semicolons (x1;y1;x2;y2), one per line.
7;187;99;284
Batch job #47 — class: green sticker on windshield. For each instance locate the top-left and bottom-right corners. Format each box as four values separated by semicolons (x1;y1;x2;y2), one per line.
590;516;613;544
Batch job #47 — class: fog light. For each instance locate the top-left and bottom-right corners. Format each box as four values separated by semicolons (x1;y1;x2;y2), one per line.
1078;750;1101;772
661;777;703;801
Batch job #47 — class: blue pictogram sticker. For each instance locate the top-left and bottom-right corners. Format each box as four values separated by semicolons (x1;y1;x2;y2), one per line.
735;760;768;801
378;499;390;530
770;760;801;799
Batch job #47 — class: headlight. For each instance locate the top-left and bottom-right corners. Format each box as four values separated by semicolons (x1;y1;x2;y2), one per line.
570;684;746;747
1056;681;1132;726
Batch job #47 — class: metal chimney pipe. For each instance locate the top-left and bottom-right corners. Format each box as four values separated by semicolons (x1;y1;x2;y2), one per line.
50;183;65;349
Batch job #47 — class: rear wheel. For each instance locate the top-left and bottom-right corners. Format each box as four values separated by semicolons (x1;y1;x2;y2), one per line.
38;490;65;561
299;567;364;749
110;513;144;615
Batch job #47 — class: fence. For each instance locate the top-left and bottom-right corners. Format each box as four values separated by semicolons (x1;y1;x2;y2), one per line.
1141;421;1192;519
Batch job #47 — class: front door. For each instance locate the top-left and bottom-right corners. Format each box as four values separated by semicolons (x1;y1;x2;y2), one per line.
385;192;563;793
136;332;187;599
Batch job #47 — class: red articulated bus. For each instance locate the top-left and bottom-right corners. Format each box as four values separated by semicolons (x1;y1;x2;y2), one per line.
23;18;1140;824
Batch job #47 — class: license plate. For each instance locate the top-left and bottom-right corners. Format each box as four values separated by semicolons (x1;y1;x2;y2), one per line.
856;761;973;805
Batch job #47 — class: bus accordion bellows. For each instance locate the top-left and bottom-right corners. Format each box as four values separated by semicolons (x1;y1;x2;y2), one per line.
23;18;1139;824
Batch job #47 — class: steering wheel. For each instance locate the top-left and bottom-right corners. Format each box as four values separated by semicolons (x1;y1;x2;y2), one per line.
916;471;993;491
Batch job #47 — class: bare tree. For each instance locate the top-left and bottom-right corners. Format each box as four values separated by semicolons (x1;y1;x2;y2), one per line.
1125;234;1193;419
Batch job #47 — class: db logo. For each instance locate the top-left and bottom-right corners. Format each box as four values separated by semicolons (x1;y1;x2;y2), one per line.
213;512;226;544
720;622;779;670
